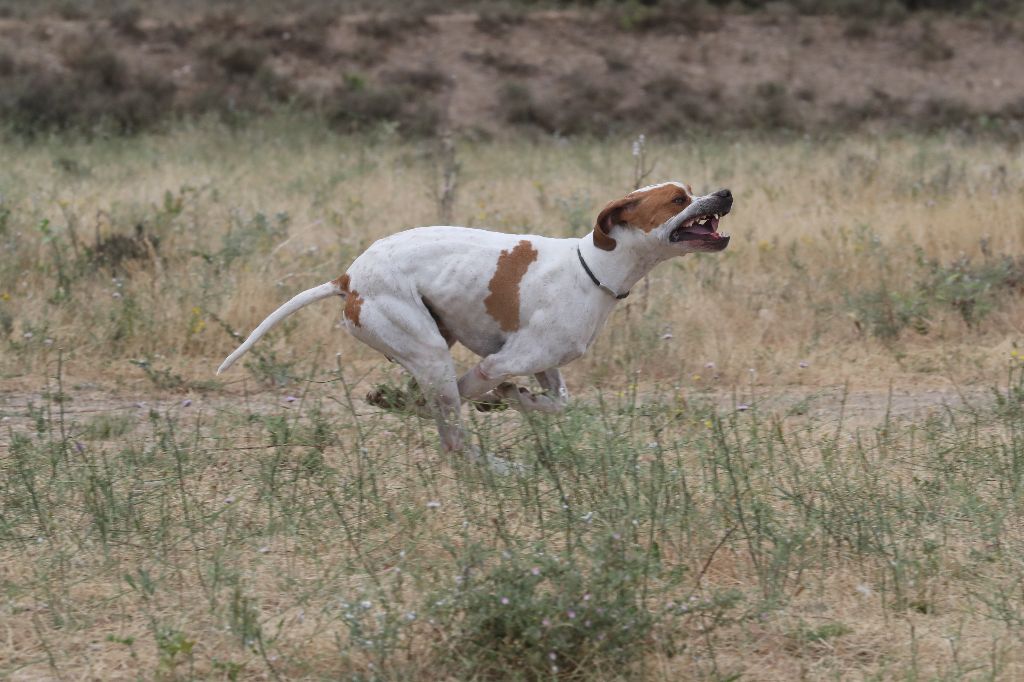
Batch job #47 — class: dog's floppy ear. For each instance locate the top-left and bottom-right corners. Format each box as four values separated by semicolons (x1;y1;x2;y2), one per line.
593;197;637;252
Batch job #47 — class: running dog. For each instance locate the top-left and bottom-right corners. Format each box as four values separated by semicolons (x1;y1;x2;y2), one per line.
219;182;733;462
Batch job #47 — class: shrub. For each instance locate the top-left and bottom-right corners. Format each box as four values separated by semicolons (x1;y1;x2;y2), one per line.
0;44;176;134
474;11;527;36
613;0;723;34
912;20;955;61
429;540;657;678
325;79;440;136
848;284;930;340
499;73;622;135
843;16;875;39
918;252;1024;327
206;38;269;77
0;50;14;76
383;64;450;92
110;6;145;40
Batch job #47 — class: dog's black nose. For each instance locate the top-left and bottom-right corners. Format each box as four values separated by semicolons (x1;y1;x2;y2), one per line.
714;188;732;200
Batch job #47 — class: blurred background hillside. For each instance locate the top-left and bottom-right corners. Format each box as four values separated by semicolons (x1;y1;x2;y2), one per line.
1;0;1023;138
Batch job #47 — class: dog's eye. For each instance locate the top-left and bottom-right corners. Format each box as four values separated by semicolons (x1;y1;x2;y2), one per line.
672;197;688;205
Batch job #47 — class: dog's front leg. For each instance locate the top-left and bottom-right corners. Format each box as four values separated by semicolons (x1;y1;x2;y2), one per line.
458;361;570;415
492;368;569;414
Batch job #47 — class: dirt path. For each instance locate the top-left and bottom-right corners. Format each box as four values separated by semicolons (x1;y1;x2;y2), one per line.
0;374;997;447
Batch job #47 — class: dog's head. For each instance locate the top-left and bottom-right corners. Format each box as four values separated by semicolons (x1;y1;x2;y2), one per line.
593;182;732;254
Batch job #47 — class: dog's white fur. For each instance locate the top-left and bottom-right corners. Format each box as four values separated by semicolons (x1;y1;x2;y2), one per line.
218;182;733;461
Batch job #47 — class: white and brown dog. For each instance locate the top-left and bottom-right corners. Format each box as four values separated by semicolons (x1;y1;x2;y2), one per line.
218;182;733;462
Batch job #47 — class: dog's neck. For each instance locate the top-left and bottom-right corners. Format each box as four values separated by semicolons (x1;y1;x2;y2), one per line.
577;230;668;298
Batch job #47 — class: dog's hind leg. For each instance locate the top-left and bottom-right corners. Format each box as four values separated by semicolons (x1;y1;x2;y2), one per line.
347;296;471;455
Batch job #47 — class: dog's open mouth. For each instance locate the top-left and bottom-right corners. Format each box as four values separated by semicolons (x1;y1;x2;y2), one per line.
669;211;730;246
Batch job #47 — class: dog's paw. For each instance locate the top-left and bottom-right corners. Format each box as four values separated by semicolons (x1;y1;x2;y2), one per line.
367;384;428;412
366;384;407;410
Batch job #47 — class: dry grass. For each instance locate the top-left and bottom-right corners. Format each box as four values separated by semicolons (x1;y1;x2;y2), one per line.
3;120;1024;680
1;119;1022;385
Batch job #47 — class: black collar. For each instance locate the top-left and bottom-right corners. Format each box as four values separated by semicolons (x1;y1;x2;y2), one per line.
576;246;629;300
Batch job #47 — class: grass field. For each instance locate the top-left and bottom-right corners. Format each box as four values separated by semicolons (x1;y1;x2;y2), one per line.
3;119;1024;679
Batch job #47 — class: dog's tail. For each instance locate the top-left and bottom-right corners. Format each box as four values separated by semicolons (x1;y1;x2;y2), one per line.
217;280;342;375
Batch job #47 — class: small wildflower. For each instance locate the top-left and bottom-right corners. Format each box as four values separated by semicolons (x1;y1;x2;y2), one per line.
542;618;551;627
405;611;417;621
360;600;372;609
224;496;234;504
705;361;716;369
500;597;510;605
182;399;192;407
692;374;701;382
799;360;809;368
704;419;713;428
259;546;269;554
737;403;750;412
284;395;296;403
567;610;576;619
43;338;53;346
23;332;32;339
426;500;441;509
549;652;557;661
661;332;673;340
531;566;541;576
112;291;122;299
74;441;85;454
583;593;591;601
0;292;9;301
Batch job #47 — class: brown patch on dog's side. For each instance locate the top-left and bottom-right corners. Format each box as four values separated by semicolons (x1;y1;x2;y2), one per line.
335;273;364;327
485;240;538;332
345;289;364;327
